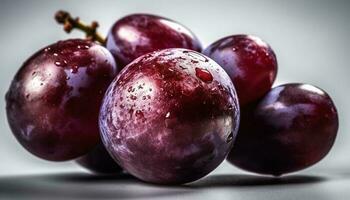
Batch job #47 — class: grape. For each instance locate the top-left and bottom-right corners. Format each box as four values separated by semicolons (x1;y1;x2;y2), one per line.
227;83;338;176
203;35;277;106
107;14;202;68
76;142;122;174
6;39;117;161
99;48;240;184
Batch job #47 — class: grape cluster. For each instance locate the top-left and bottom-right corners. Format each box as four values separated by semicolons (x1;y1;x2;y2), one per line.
5;10;338;184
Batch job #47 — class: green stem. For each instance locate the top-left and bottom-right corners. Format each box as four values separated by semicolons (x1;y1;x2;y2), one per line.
55;10;106;45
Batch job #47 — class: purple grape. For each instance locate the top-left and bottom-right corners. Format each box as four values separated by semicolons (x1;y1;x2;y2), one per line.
227;83;338;176
6;39;117;161
106;14;202;69
99;48;240;184
203;35;277;107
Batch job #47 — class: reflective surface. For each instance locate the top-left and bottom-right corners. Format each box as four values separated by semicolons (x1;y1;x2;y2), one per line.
0;164;349;200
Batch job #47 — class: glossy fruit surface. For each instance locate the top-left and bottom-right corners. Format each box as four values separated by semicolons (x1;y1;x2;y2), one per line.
76;142;123;174
6;39;117;161
203;35;277;107
100;48;240;184
106;14;202;69
227;83;338;176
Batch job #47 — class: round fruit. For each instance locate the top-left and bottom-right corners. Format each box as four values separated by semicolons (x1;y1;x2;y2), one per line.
6;39;117;161
227;83;338;176
100;48;240;184
76;142;123;174
203;35;277;107
106;14;202;68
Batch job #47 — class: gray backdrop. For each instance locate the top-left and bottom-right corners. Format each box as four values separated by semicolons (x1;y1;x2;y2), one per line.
0;0;349;199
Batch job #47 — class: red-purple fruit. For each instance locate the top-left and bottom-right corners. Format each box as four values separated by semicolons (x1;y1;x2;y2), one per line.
6;39;117;161
227;83;338;176
100;48;240;184
203;35;277;107
106;14;202;69
76;142;122;174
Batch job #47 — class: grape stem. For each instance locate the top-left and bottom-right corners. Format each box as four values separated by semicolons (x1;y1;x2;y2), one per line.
55;10;106;45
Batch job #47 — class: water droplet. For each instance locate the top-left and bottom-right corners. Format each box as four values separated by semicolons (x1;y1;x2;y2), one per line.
44;47;51;52
71;66;79;73
135;110;144;118
128;108;134;117
55;60;67;67
66;76;70;80
195;68;213;83
55;61;62;66
53;53;58;57
77;45;90;50
165;112;171;118
226;132;233;143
